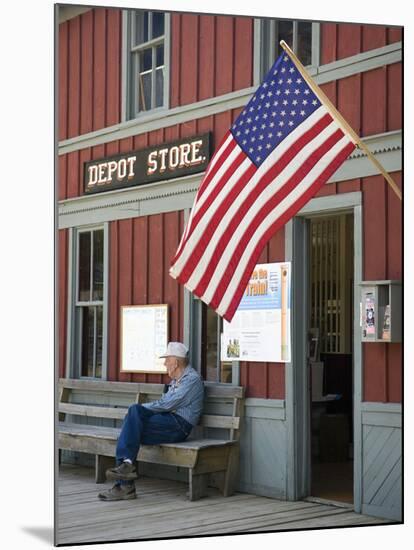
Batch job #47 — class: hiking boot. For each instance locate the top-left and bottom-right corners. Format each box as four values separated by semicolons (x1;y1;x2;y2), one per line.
98;482;136;501
106;461;138;481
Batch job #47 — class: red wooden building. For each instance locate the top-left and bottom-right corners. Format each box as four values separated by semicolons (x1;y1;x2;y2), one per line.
57;5;402;521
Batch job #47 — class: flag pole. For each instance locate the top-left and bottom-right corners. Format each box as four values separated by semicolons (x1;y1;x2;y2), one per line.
279;40;402;201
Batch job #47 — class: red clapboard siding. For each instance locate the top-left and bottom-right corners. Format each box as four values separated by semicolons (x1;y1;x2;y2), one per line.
320;23;337;65
147;214;165;384
337;23;361;60
387;63;402;131
58;154;67;201
387;172;402;280
387;27;402;44
108;221;119;381
215;16;234;96
78;148;92;196
118;219;134;382
66;151;80;198
337;74;361;135
198;15;216;101
68;16;81;138
59;21;69;141
80;10;93;135
363;343;387;401
59;229;68;378
164;211;182;343
387;344;402;402
170;13;181;108
362;25;386;52
180;14;199;105
93;9;107;130
234;17;253;90
106;9;122;127
131;217;149;384
362;67;387;136
363;175;387;280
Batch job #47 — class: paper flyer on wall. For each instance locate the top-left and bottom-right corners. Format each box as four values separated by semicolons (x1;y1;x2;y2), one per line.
221;263;291;363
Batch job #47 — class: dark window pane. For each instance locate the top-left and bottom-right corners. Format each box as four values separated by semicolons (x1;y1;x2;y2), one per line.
78;232;91;301
155;68;164;107
152;12;165;38
95;306;103;378
139;71;152;111
93;230;104;301
140;48;153;72
277;20;293;57
298;22;312;65
135;11;149;45
156;44;164;67
81;307;94;377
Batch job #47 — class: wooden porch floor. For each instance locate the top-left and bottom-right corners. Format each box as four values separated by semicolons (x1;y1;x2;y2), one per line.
57;464;392;545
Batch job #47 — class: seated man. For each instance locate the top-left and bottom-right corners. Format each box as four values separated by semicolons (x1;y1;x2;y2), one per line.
98;341;204;501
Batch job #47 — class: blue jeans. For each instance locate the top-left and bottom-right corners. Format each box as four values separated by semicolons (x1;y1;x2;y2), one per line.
115;404;193;485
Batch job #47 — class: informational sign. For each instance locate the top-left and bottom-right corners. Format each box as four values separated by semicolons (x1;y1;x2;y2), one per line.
120;305;168;373
221;263;291;363
84;133;211;194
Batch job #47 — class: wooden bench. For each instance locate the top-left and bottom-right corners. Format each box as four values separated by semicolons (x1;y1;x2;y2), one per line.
58;378;244;501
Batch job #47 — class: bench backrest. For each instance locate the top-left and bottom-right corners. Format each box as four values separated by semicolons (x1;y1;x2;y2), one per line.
58;378;245;441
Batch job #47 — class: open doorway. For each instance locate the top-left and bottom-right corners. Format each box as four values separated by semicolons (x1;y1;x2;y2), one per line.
308;213;354;504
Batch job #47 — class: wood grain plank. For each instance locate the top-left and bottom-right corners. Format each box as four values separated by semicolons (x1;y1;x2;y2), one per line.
108;221;119;381
68;16;81;138
387;63;402;132
362;25;386;52
320;23;337;64
93;8;107;130
106;9;121;127
215;15;234;96
337;23;361;60
198;15;215;101
80;10;93;135
180;14;199;105
234;17;253;90
170;13;181;108
58;21;69;141
362;67;387;137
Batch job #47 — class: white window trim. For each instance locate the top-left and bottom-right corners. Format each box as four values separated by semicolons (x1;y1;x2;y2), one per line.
66;223;109;380
254;19;320;86
122;10;171;122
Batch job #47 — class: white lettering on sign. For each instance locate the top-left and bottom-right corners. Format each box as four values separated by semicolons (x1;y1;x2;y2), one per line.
87;156;137;188
146;139;206;176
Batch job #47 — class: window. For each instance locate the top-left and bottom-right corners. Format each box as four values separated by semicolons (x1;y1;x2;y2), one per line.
126;10;169;118
201;304;233;383
75;228;105;378
257;19;320;82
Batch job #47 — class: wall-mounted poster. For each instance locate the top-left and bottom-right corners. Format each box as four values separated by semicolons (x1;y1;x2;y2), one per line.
120;305;168;373
221;263;291;363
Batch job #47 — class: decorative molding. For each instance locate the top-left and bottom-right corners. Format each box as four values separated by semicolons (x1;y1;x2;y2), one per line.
58;43;402;156
58;130;401;229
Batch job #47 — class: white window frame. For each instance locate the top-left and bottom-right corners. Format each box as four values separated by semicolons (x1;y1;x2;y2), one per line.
254;19;320;85
66;224;109;380
122;10;171;121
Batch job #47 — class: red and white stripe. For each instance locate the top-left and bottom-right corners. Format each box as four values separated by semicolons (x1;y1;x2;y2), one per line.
170;104;355;322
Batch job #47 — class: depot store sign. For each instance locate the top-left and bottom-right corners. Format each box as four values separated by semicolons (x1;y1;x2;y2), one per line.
84;133;211;194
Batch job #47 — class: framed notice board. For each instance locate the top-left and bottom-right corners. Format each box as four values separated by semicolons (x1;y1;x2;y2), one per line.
120;304;169;373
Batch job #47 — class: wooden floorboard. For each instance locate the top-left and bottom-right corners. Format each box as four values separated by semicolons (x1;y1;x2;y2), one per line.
57;464;393;545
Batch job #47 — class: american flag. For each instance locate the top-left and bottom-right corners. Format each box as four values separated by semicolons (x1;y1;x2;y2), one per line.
169;50;356;322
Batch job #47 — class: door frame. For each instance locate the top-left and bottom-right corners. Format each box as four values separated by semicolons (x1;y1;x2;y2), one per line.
284;191;363;512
